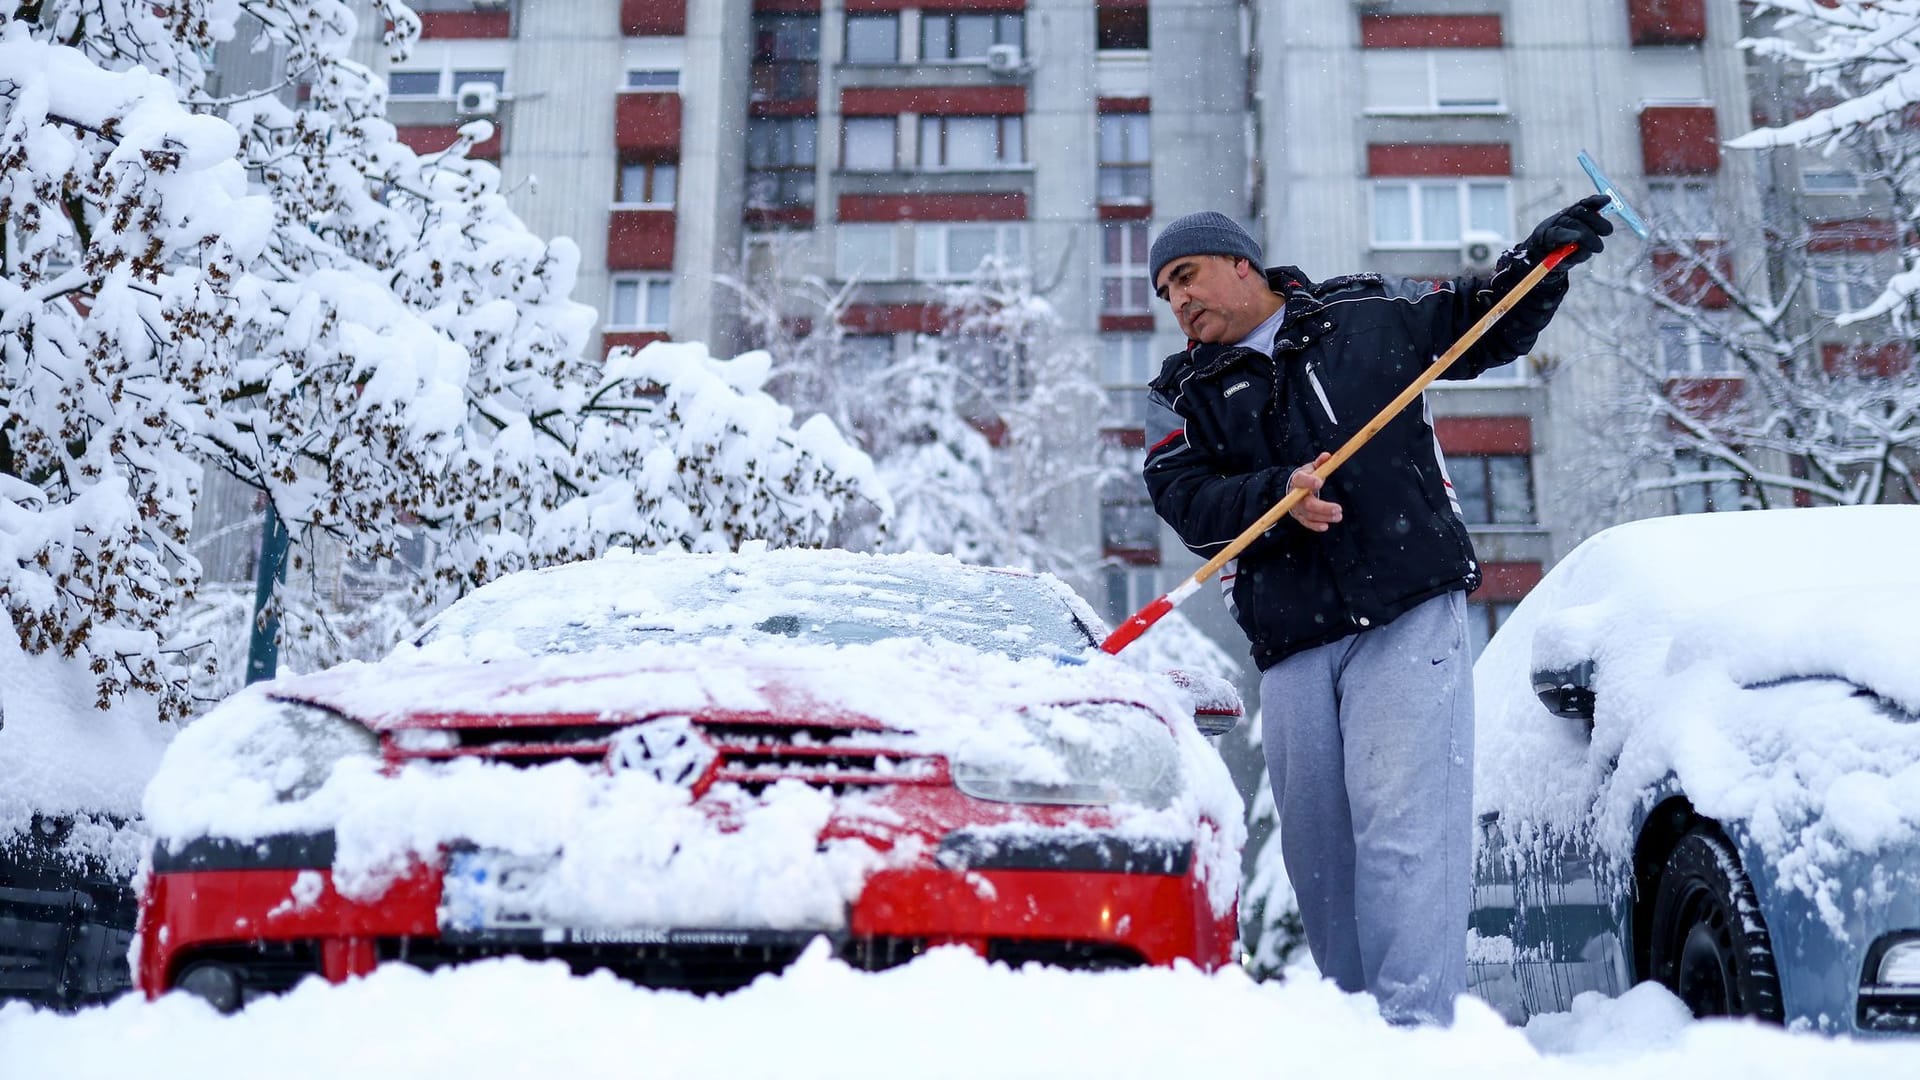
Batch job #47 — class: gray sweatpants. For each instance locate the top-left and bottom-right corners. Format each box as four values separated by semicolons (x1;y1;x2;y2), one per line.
1258;590;1474;1025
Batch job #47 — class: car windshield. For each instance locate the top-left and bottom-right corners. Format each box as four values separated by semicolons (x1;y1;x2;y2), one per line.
417;553;1097;661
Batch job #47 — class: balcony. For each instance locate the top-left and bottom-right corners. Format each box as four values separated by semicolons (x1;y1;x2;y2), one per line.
615;93;682;155
608;209;676;271
621;0;686;36
751;61;818;115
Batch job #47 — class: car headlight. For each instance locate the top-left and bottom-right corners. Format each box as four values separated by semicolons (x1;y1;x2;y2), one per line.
235;699;380;802
953;702;1180;809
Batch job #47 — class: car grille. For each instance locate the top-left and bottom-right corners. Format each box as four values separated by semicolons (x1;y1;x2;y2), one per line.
385;714;941;791
1859;988;1920;1032
378;934;930;994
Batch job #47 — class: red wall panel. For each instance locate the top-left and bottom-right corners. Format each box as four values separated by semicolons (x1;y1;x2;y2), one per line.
622;0;686;36
1628;0;1706;46
842;86;1026;116
1360;15;1503;48
1434;416;1532;455
837;193;1028;222
1640;106;1720;175
615;93;683;155
607;209;676;271
1367;143;1512;176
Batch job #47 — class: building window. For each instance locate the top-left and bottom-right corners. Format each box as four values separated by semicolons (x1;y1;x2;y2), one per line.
842;335;895;376
842;117;897;171
1444;453;1533;526
836;224;896;280
1465;598;1518;658
1371;180;1509;248
1809;255;1879;315
624;69;679;90
918;115;1024;168
1097;8;1148;51
922;13;1023;61
1098;115;1151;203
1101;222;1152;314
914;223;1026;280
753;13;819;102
845;14;899;64
746;118;817;209
1100;333;1156;427
1672;450;1747;515
1802;167;1863;196
1101;474;1160;557
388;68;506;99
1103;566;1159;627
609;275;672;330
1362;51;1504;113
1657;320;1734;374
617;160;677;206
1646;179;1717;237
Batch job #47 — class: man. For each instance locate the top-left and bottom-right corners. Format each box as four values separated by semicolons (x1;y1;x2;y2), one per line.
1141;199;1610;1024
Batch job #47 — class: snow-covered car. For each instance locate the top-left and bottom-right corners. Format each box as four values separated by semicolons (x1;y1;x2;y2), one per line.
0;628;168;1012
136;550;1245;1011
1467;506;1920;1033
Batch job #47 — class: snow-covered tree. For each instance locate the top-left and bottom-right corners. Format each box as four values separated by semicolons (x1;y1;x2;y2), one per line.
1733;0;1920;322
2;3;883;719
721;256;1112;573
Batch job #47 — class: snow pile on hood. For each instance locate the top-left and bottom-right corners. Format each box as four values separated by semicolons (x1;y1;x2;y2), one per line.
144;550;1244;926
1475;506;1920;927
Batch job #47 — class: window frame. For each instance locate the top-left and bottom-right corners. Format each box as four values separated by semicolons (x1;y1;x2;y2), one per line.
1362;49;1506;115
836;224;898;281
842;116;899;172
1100;473;1161;556
1370;179;1511;250
1807;254;1880;316
1099;333;1157;428
1443;452;1536;527
1671;449;1749;515
1100;222;1153;315
1656;319;1737;376
1095;7;1149;52
615;160;678;208
607;273;673;331
745;117;818;210
387;67;508;100
1097;114;1151;204
1102;565;1161;627
844;13;900;65
1646;178;1719;239
913;223;1027;281
920;12;1024;62
917;114;1025;170
623;69;681;91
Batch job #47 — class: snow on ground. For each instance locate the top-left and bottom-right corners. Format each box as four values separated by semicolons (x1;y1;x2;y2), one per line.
4;948;1920;1079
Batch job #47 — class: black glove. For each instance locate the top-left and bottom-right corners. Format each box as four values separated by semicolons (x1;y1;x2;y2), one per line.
1523;193;1613;269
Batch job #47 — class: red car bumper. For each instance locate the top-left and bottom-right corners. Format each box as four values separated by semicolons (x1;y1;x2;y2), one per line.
138;836;1236;1003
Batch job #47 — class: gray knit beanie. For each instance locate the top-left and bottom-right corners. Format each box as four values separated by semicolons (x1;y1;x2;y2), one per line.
1148;211;1264;287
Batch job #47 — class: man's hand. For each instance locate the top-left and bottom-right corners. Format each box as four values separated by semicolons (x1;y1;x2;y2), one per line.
1523;193;1612;268
1287;452;1342;532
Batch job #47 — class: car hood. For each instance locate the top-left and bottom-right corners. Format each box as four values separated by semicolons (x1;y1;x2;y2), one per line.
266;636;1148;735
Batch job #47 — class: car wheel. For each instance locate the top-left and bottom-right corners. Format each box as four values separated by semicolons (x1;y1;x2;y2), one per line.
1648;827;1784;1022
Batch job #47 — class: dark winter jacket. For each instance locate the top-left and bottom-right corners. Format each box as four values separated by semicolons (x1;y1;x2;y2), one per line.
1142;256;1569;670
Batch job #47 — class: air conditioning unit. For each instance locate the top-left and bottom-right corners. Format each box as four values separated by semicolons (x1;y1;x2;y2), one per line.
456;81;499;117
1460;229;1504;271
985;43;1024;76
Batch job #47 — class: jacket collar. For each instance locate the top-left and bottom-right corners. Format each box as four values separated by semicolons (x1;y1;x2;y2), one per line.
1185;265;1319;371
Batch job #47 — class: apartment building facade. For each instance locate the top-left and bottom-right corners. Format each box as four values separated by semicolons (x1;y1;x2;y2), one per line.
348;0;1769;680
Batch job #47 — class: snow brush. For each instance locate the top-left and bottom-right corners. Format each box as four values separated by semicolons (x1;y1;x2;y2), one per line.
1100;152;1649;655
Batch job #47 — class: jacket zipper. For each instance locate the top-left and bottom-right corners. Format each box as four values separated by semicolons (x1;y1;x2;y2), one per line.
1306;364;1339;425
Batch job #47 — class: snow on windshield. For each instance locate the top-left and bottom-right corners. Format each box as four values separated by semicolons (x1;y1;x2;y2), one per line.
416;547;1093;659
1475;506;1920;932
144;551;1245;929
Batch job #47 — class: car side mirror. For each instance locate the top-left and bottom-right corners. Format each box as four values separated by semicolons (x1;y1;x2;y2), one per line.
1532;659;1596;722
1162;669;1243;737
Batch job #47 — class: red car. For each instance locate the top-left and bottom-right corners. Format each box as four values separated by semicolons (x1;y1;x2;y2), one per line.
137;550;1244;1010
